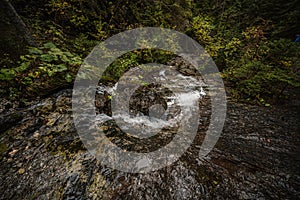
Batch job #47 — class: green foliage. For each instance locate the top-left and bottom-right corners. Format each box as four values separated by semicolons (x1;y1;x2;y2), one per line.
71;34;99;57
223;37;300;103
0;69;16;81
101;49;175;83
21;42;81;82
0;59;31;81
0;42;82;97
189;14;300;104
4;0;300;104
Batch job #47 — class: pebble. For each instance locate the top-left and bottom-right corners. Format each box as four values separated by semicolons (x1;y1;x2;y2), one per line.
33;131;40;138
9;149;18;157
18;168;25;174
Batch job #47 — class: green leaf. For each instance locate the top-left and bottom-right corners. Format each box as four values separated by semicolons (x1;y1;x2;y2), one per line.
28;47;43;55
0;69;15;81
40;54;58;62
16;62;30;72
22;77;32;85
60;55;69;62
47;70;55;77
49;48;63;55
64;52;73;57
65;73;73;82
43;42;57;49
55;64;68;72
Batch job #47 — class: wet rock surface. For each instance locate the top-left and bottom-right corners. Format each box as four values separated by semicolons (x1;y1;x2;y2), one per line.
0;73;299;199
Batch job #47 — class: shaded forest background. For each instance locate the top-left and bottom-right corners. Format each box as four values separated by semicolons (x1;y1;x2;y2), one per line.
0;0;299;106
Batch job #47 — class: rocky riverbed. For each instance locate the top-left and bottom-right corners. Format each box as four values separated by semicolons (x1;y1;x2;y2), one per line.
0;67;299;199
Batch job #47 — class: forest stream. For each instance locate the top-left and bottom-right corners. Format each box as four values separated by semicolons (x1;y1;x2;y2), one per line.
0;58;299;200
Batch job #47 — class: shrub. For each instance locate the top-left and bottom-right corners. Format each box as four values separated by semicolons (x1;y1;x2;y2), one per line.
0;42;82;98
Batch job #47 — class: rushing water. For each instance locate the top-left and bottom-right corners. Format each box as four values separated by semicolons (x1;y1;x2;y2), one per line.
95;66;206;140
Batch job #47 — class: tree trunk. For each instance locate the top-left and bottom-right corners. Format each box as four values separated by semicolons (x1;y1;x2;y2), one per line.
0;0;35;60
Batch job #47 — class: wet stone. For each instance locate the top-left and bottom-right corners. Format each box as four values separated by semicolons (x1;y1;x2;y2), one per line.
0;61;299;199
